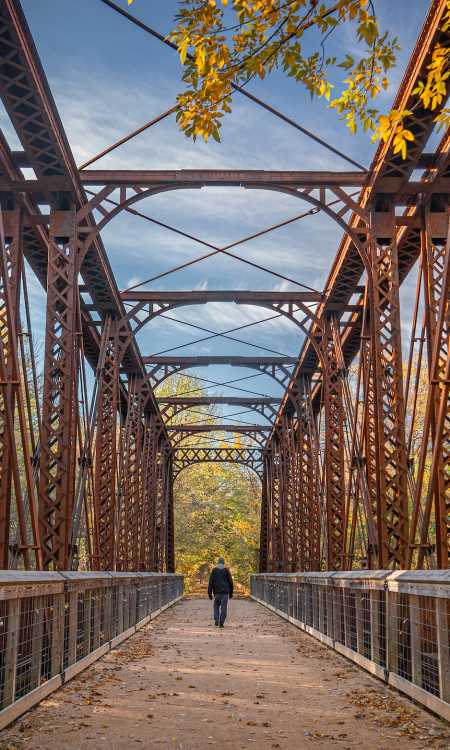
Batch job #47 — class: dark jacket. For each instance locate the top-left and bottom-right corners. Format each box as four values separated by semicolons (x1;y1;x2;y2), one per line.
208;566;233;598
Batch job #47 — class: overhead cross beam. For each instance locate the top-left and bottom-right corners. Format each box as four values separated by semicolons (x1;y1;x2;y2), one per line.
172;446;264;479
159;397;280;405
120;291;322;337
144;356;297;389
158;396;281;424
79;169;367;188
168;424;270;449
144;356;297;366
167;425;271;433
122;291;321;303
121;290;321;326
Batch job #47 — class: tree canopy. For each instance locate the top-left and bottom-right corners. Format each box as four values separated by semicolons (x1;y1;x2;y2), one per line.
127;0;450;156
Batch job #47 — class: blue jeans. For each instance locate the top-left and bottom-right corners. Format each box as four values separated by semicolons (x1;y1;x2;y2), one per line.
213;593;229;625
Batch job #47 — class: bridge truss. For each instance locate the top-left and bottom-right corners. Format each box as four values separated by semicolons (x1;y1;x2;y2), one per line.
0;0;448;574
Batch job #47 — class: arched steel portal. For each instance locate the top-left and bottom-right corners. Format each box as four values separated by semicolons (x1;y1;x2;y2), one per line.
77;171;368;255
172;447;264;480
145;356;297;390
121;290;323;340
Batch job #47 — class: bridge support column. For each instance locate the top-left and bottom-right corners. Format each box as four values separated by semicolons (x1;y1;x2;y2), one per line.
140;413;158;570
294;380;321;571
280;412;298;571
368;210;409;568
259;452;270;572
360;303;380;569
154;431;169;572
93;317;120;570
413;209;450;567
0;206;41;570
268;432;283;571
117;376;149;570
321;315;346;570
39;207;80;570
166;452;175;573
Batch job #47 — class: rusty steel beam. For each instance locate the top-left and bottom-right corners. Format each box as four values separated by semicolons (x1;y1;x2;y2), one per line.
38;208;80;570
122;290;321;303
80;169;367;188
167;425;271;433
172;446;264;479
158;397;281;405
93;318;119;571
146;357;296;368
158;396;281;425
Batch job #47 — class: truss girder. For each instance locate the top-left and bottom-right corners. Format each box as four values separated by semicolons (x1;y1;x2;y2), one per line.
368;211;409;568
173;447;264;479
93;318;119;570
321;316;347;570
38;210;80;570
0;207;41;570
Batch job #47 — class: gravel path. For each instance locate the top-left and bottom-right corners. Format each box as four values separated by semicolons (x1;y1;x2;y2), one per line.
1;597;449;750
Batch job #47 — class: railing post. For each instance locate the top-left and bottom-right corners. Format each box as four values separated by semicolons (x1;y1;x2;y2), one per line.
343;589;351;648
104;584;113;642
318;586;325;634
117;583;124;634
409;594;423;688
50;592;64;678
83;590;91;657
92;590;101;650
370;590;381;664
30;596;44;688
327;583;334;639
3;598;20;706
436;597;450;702
67;590;78;666
355;590;364;655
333;585;342;643
386;589;399;676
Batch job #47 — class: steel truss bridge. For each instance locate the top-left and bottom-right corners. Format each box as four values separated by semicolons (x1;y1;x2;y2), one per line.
0;0;449;582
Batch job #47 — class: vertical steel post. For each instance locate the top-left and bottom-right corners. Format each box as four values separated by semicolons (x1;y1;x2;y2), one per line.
93;317;119;570
140;412;157;570
0;207;42;570
118;376;147;570
166;451;175;573
368;209;409;568
258;452;270;572
321;315;346;570
415;210;450;567
38;207;79;570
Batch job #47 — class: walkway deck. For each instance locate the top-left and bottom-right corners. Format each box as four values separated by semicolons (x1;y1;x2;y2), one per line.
1;598;448;750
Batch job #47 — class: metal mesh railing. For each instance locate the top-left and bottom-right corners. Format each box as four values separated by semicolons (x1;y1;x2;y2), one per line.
251;571;450;720
0;571;183;725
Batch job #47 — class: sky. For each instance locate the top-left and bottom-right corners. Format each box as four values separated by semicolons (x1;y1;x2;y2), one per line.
1;0;431;432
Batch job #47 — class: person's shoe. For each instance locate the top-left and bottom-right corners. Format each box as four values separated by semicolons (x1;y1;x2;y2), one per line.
219;623;224;628
214;621;219;626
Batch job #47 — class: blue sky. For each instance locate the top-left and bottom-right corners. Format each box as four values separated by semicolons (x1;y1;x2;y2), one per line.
2;0;430;428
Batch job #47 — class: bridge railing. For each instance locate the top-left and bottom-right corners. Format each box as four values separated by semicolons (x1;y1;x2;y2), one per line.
0;571;183;729
251;571;450;721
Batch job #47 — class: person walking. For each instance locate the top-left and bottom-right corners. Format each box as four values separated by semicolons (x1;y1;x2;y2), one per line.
208;557;233;627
